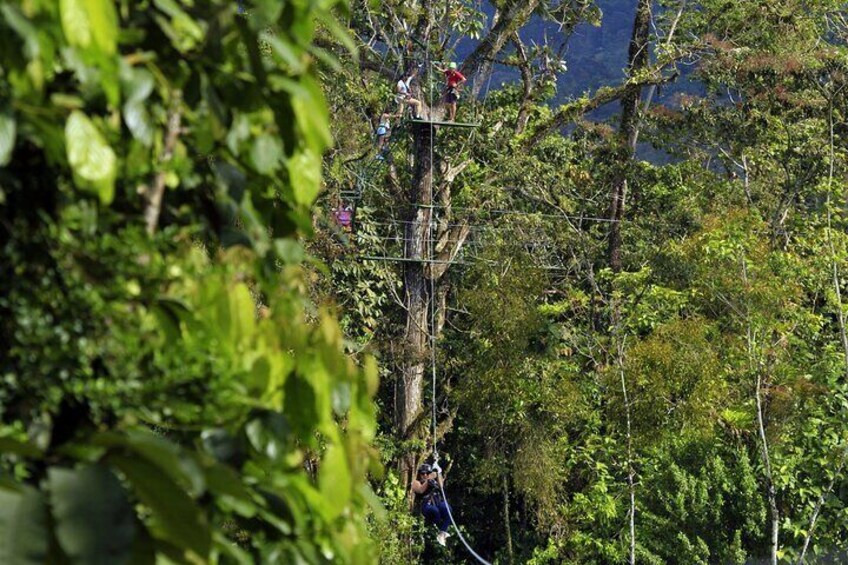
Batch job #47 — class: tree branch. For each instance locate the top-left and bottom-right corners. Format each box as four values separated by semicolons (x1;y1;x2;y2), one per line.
428;222;471;280
461;0;542;96
144;92;182;235
513;33;534;134
525;68;678;147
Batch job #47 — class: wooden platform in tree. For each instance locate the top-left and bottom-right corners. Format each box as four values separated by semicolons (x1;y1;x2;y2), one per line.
408;119;480;129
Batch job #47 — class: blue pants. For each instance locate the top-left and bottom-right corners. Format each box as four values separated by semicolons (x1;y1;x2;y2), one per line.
422;501;451;533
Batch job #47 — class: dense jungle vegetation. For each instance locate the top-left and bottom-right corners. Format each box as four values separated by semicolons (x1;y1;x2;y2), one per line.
3;0;848;564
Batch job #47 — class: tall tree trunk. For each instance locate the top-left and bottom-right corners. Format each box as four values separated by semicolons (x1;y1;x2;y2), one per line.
608;0;651;272
398;124;436;439
503;474;514;564
513;34;533;135
397;129;470;490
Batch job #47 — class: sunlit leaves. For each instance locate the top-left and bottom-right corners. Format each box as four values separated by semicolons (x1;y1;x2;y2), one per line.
152;0;205;52
65;111;117;204
60;0;118;55
320;445;353;519
0;112;15;166
251;134;284;174
121;65;155;146
288;150;322;205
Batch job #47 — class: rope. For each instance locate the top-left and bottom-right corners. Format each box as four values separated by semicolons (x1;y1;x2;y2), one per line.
426;28;438;465
437;478;492;565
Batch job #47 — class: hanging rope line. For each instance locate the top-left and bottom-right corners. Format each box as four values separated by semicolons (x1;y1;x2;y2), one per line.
426;28;439;466
437;480;493;565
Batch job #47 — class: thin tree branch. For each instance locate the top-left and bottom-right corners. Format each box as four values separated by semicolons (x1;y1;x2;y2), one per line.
144;91;182;235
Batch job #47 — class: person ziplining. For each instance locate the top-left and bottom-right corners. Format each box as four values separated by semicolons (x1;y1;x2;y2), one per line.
395;67;423;119
434;62;466;122
412;462;452;546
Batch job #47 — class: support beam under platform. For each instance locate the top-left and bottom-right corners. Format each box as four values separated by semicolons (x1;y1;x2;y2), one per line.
407;119;480;128
359;255;473;266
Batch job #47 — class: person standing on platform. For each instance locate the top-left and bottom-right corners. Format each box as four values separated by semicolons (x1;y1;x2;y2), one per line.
434;62;466;121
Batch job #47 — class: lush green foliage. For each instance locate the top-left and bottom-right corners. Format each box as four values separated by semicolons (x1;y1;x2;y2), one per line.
0;1;380;563
6;0;848;563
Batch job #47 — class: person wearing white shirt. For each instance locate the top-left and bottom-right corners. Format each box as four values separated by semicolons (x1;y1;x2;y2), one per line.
395;68;422;119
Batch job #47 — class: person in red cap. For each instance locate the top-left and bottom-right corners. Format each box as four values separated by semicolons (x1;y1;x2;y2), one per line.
434;62;466;121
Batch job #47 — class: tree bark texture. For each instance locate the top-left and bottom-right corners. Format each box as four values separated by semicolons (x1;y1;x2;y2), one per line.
398;124;436;437
503;474;514;564
513;34;534;135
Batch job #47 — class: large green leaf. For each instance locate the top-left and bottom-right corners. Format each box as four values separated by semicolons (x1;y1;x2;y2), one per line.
283;371;319;442
0;487;50;565
292;76;332;154
120;65;155;145
251;134;283;174
287;150;321;205
123;102;154;146
48;466;137;565
106;453;211;560
92;431;205;496
60;0;92;49
65;111;117;204
318;444;351;519
229;282;256;346
0;112;16;166
0;436;43;459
